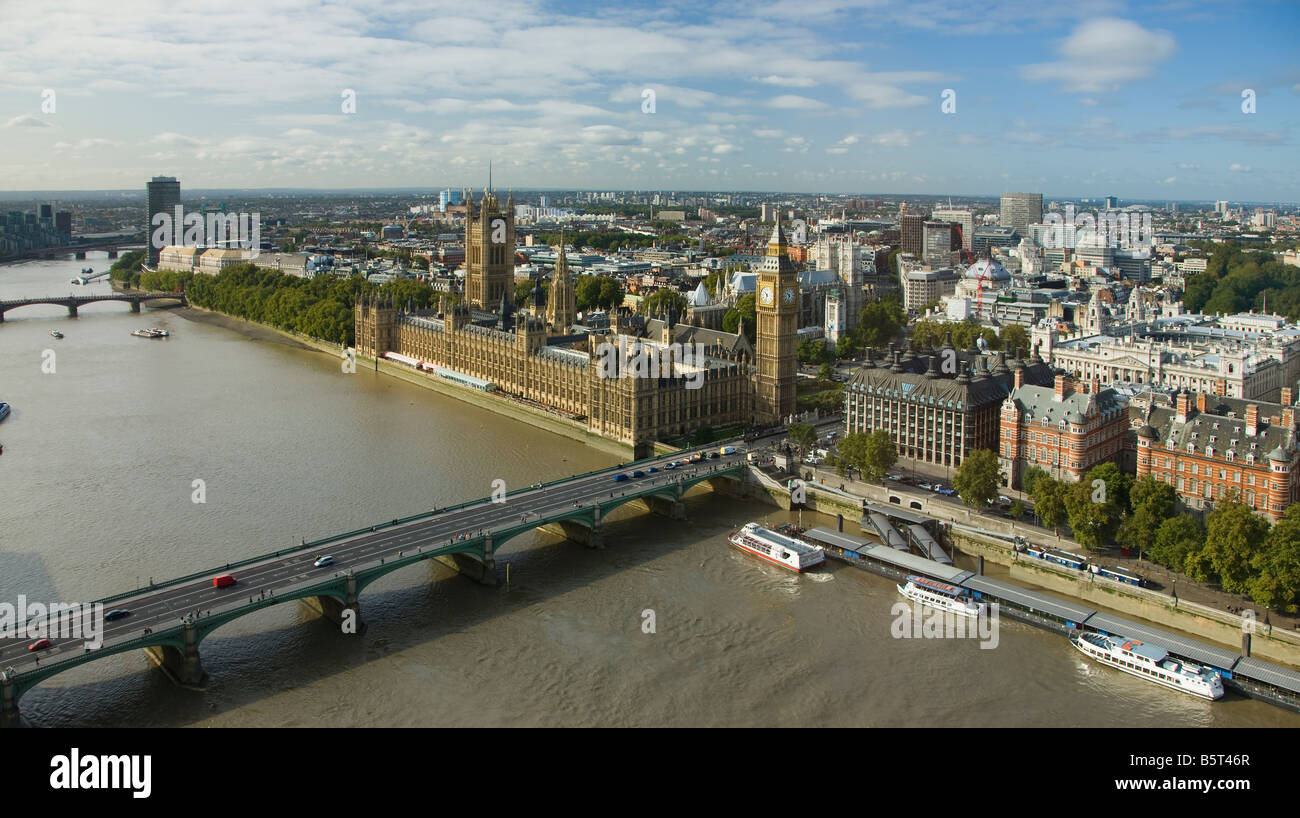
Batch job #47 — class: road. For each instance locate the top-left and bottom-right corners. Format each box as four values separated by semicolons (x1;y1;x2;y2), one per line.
0;444;753;675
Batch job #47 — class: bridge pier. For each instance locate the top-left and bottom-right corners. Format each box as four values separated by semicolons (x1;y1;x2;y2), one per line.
644;494;688;521
66;304;77;318
302;574;364;633
74;251;86;260
108;250;118;259
545;519;606;549
1;673;17;725
130;300;141;313
435;534;498;585
144;622;206;689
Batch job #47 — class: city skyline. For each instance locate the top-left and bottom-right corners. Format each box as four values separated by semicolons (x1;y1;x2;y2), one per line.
1;0;1297;199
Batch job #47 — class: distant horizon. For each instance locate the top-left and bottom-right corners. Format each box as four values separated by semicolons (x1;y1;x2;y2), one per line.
0;186;1292;208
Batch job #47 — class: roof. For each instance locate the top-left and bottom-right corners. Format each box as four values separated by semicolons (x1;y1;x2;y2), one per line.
1008;383;1125;426
1139;397;1295;463
848;349;1055;412
959;575;1096;622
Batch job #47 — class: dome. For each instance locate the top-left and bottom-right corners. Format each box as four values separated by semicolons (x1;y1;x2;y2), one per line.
965;259;1010;281
1268;446;1288;463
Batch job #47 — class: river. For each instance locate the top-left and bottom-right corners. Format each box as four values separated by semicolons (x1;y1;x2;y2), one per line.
0;254;1293;727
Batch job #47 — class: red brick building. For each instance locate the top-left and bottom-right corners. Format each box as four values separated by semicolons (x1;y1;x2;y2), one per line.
999;373;1129;488
1133;389;1299;520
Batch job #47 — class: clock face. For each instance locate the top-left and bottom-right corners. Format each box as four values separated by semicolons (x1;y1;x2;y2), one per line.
760;286;774;306
783;287;796;304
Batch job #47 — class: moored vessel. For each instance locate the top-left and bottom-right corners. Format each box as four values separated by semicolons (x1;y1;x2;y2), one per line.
1070;631;1224;700
728;522;824;572
50;330;63;339
896;575;985;618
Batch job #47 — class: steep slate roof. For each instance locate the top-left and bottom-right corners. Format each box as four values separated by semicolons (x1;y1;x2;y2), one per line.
1008;384;1125;425
848;347;1055;410
1139;396;1296;463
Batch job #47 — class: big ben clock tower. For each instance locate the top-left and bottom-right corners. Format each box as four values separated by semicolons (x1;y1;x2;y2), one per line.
755;221;799;425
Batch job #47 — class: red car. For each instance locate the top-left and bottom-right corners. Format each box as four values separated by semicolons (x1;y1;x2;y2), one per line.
28;638;52;651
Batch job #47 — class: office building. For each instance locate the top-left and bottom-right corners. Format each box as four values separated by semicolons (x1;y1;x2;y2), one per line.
146;176;181;266
1000;192;1043;236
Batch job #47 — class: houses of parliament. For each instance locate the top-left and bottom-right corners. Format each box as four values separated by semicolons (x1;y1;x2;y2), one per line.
356;187;800;453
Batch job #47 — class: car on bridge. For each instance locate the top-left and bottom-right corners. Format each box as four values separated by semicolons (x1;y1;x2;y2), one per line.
314;555;335;568
28;639;51;651
719;446;737;456
212;573;237;588
612;473;630;482
105;609;131;621
631;470;646;478
664;461;677;470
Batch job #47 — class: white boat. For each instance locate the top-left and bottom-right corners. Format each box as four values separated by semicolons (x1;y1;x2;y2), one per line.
131;328;164;338
728;522;824;572
147;327;170;337
49;330;63;339
896;574;985;618
1070;631;1224;701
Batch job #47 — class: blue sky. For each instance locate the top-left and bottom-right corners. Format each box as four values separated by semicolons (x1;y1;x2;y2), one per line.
1;0;1297;201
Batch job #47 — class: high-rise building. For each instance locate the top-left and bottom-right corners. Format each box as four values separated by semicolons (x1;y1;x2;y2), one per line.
146;176;181;266
1104;196;1118;210
922;221;959;266
55;211;72;238
464;187;516;310
755;222;799;425
1000;192;1042;236
900;214;925;257
1215;200;1230;215
932;208;973;253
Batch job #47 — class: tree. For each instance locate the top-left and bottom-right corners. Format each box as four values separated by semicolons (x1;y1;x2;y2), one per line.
1022;465;1050;496
855;297;904;349
788;422;817;457
835;335;858;359
1063;479;1121;549
999;324;1030;356
1202;500;1269;594
1086;462;1133;515
641;287;687;316
1009;500;1025;520
861;429;897;482
953;449;1002;508
1117;477;1178;555
1151;515;1205;571
1032;477;1067;531
1250;505;1300;611
817;362;835;382
722;293;756;344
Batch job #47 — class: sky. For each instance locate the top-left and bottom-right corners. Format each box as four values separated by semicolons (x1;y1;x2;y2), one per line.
1;0;1297;201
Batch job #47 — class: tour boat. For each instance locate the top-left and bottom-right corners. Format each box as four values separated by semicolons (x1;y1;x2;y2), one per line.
131;328;164;338
147;327;170;337
728;522;824;572
1070;631;1224;701
49;330;63;339
896;574;985;618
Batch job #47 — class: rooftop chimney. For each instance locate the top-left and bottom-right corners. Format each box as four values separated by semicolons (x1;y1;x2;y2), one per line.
1014;367;1024;389
1089;376;1100;395
1285;406;1296;432
1175;392;1191;423
1245;403;1259;436
1054;374;1072;402
1196;393;1207;413
1284;386;1294;407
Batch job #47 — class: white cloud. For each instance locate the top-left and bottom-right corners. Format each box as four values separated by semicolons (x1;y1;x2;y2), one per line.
1228;163;1252;173
5;114;51;128
766;95;828;110
1020;18;1176;93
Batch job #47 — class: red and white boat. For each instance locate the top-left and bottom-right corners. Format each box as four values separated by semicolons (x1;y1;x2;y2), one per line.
728;522;824;572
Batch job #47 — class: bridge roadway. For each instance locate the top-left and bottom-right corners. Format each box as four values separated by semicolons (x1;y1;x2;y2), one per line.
0;442;756;715
0;291;186;321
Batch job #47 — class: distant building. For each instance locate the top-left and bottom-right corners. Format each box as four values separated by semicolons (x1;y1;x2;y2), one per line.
146;176;181;267
900;214;926;257
999;192;1042;236
932;208;973;253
